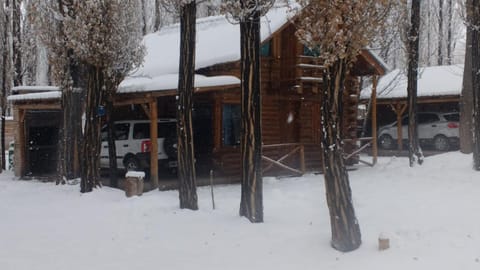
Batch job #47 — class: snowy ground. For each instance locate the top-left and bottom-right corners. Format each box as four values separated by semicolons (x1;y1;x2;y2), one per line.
1;152;480;270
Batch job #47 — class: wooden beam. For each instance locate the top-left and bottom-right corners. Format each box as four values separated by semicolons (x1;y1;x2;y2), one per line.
390;102;407;151
140;104;150;119
150;99;159;188
15;103;61;110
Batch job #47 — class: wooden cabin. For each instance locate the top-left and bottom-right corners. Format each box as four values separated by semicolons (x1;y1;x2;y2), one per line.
9;6;386;180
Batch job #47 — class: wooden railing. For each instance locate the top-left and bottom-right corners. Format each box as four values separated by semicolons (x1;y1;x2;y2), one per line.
262;143;305;176
342;137;376;167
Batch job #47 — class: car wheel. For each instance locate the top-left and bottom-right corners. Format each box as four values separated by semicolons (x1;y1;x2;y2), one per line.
124;156;140;171
433;135;449;151
379;134;394;150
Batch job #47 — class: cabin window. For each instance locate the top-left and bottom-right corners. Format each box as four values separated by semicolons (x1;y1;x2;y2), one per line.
303;45;320;57
260;41;271;57
222;104;241;146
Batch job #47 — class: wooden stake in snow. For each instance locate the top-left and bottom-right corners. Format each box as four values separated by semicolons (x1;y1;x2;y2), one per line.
378;234;390;251
210;170;215;210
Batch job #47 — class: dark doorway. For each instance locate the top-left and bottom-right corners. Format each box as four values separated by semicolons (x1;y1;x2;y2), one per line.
26;111;61;176
193;103;213;176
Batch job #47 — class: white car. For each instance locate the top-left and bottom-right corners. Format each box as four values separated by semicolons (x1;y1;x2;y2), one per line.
100;119;177;171
378;112;459;151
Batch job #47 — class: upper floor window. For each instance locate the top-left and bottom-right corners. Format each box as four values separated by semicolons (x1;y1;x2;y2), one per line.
260;41;272;57
303;45;320;57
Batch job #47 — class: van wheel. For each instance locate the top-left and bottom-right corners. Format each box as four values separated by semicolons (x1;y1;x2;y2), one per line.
124;156;140;171
433;135;449;151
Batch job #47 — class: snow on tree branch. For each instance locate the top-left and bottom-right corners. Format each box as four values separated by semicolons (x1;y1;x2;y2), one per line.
293;0;391;68
221;0;275;22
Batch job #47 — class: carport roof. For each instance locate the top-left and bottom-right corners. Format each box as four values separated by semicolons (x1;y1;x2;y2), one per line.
361;64;463;100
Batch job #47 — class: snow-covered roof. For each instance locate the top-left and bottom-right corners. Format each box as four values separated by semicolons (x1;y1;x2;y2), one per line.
118;74;239;94
361;64;463;100
12;86;60;93
8;91;62;102
131;6;292;78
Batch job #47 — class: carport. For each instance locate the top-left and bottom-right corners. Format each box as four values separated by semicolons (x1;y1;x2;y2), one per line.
361;64;461;151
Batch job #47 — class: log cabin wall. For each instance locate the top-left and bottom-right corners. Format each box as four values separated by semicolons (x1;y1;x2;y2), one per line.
196;22;373;179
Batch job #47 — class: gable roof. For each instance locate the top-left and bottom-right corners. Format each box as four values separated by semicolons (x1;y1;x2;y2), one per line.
361;64;463;100
129;5;293;78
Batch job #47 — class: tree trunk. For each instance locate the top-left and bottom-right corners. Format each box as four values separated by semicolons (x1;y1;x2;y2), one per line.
105;91;118;187
154;0;161;32
447;0;453;65
471;0;480;170
407;0;424;167
142;0;147;35
239;10;263;223
438;0;444;66
177;2;198;210
80;65;104;193
12;0;21;86
461;0;474;153
321;60;361;252
1;0;13;172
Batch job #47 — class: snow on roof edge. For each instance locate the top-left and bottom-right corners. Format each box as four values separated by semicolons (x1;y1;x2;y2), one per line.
8;91;62;102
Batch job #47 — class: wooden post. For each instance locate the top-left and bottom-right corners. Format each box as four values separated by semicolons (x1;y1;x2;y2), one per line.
371;76;378;165
150;99;159;188
299;144;306;174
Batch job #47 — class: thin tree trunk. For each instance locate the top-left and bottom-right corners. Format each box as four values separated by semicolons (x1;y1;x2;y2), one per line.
321;60;361;252
461;0;474;153
154;0;161;32
105;91;118;187
177;2;198;210
80;65;104;193
438;0;444;66
239;10;263;223
407;0;424;166
471;0;480;170
447;0;453;65
12;0;21;86
1;0;12;172
142;0;147;35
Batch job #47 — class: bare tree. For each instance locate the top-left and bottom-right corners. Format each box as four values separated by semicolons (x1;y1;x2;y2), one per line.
470;0;480;169
222;0;274;223
176;1;199;209
461;0;474;153
294;0;390;251
30;0;144;192
407;0;424;166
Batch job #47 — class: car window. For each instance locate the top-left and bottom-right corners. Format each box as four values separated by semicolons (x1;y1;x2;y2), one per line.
115;123;130;140
158;122;176;138
132;122;177;139
100;123;130;141
443;113;459;122
401;116;409;126
418;113;440;124
133;123;150;139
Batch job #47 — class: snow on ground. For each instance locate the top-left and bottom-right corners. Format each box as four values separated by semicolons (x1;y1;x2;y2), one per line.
1;152;480;270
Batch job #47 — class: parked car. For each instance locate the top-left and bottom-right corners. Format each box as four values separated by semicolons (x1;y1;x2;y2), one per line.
378;112;459;151
100;119;177;171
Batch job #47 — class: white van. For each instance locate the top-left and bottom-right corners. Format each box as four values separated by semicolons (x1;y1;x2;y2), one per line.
100;119;177;171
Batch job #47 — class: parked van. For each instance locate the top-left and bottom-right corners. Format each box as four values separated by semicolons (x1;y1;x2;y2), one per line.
100;119;177;171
